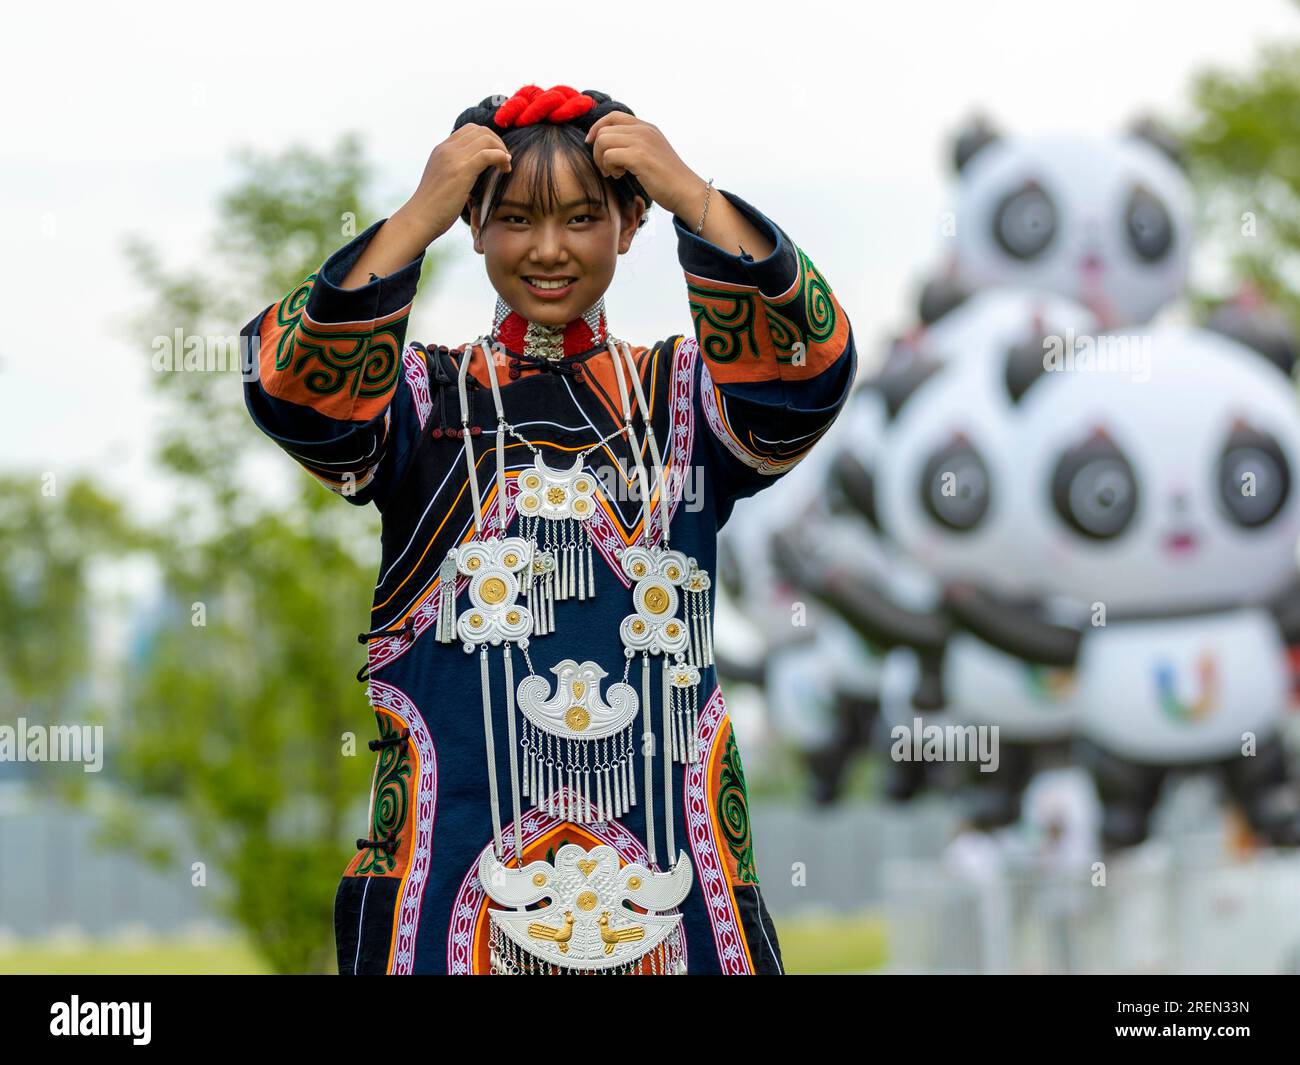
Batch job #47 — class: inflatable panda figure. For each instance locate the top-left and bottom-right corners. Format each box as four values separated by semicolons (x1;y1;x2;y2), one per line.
716;385;890;804
921;118;1193;331
947;325;1300;849
775;288;1100;826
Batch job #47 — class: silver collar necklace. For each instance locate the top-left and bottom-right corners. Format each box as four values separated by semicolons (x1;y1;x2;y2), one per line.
491;294;608;362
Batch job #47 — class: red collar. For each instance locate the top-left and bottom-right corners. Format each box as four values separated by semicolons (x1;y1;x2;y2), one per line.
491;307;609;360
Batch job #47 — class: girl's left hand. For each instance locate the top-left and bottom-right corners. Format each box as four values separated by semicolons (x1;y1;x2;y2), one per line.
584;113;704;219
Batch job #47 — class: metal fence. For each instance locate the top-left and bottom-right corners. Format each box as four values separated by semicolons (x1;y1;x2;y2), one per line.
6;786;1300;975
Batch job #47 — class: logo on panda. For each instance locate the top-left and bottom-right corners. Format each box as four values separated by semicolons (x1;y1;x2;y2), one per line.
1024;665;1076;701
1154;652;1218;722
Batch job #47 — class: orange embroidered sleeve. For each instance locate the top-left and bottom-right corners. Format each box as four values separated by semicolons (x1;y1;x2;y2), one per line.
240;219;428;506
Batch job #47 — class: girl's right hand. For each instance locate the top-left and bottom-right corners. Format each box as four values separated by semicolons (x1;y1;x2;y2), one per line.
405;124;512;242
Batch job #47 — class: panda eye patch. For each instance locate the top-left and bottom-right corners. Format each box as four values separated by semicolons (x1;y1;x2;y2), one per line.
1126;184;1174;263
1052;436;1138;540
920;439;991;532
1218;427;1290;528
993;181;1057;261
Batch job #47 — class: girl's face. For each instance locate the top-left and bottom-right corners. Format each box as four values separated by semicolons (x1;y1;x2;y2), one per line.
470;151;644;328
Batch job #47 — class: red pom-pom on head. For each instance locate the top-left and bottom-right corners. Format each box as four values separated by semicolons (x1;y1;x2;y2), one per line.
494;84;595;127
549;90;596;123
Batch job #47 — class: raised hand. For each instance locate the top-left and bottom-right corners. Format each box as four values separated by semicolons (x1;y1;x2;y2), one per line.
341;124;512;287
583;112;704;220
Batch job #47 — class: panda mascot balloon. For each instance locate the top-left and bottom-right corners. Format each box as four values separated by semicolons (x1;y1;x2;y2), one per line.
775;288;1100;827
760;116;1194;812
945;323;1300;849
919;117;1193;330
716;382;891;805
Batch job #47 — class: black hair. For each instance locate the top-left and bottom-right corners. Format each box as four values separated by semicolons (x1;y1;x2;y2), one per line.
451;89;652;232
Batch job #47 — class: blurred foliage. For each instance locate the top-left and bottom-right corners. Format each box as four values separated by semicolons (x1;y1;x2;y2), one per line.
88;134;445;974
1183;32;1300;321
0;475;142;711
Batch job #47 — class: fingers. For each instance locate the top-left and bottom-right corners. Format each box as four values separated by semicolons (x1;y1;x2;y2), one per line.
462;125;510;172
584;111;637;143
477;127;510;153
477;147;511;173
456;124;510;155
595;147;632;179
590;132;637;177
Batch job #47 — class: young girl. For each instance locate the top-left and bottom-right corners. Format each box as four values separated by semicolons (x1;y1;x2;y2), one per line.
240;84;857;975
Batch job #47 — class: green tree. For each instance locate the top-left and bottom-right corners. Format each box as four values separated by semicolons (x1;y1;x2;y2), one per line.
103;133;443;973
0;472;143;805
1183;29;1300;322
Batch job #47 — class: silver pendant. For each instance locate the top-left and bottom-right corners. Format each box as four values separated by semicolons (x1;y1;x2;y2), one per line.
452;536;534;650
478;843;692;973
517;454;599;605
618;546;691;656
515;659;639;823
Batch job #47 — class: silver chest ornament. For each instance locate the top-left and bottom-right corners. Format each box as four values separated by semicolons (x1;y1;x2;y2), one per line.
515;658;639;824
620;546;713;764
478;843;690;974
437;331;707;974
515;452;600;634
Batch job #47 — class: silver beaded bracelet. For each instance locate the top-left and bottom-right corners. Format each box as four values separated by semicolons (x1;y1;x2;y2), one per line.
694;178;714;235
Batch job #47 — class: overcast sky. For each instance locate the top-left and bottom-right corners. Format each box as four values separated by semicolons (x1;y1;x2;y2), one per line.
3;0;1296;521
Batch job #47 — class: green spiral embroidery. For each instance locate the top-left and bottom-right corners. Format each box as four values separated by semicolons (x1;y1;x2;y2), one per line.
765;305;803;362
717;729;758;885
358;713;412;876
296;326;402;399
285;274;315;315
688;284;759;364
800;248;836;343
274;275;318;372
270;272;403;398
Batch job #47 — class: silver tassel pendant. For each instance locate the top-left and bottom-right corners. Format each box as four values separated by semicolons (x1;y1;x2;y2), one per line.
567;521;577;599
554;520;569;602
683;561;714;667
640;652;656;867
667;657;702;765
502;645;523;864
584;522;596;600
577;522;587;601
436;552;459;644
526;547;556;637
480;647;504;860
545;560;555;633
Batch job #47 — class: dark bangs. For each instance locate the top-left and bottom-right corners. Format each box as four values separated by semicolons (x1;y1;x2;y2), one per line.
462;123;649;229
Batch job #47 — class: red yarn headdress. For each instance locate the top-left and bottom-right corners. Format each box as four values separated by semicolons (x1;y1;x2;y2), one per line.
493;85;596;127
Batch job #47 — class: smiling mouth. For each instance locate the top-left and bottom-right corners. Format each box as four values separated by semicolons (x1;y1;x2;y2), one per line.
522;276;577;297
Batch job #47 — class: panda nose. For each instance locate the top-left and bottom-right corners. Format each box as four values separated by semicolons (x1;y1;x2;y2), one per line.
1170;491;1190;513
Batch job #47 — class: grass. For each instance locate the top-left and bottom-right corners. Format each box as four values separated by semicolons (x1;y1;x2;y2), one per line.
0;936;272;975
777;912;889;974
0;913;887;975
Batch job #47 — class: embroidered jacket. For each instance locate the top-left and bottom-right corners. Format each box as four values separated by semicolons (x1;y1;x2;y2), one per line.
240;190;856;974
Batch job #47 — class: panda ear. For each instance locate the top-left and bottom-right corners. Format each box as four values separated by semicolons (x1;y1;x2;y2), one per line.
1126;115;1185;172
872;360;944;420
1205;297;1297;378
1005;335;1051;404
918;276;971;325
953;114;1000;173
